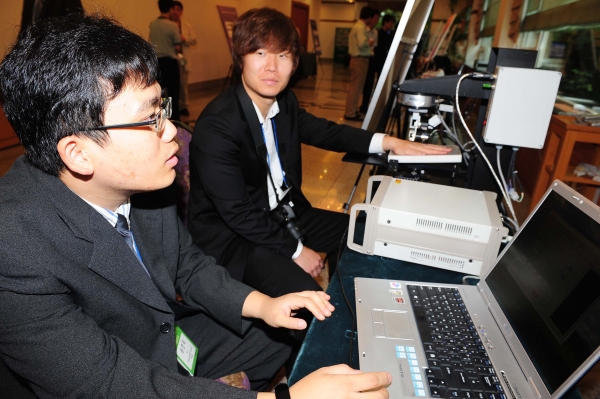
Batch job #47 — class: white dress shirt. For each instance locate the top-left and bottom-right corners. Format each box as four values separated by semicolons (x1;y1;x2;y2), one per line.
251;101;387;259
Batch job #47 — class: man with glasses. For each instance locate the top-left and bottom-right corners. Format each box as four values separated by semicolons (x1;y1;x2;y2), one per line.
0;14;392;399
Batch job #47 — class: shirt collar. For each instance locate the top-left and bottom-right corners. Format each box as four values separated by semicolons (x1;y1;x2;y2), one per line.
83;198;132;228
252;101;280;124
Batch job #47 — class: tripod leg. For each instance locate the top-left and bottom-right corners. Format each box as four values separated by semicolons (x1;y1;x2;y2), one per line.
343;163;367;214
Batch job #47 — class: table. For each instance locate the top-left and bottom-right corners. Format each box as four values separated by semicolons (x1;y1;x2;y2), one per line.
530;115;600;213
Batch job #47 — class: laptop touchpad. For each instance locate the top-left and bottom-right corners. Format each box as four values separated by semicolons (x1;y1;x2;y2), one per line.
372;309;414;340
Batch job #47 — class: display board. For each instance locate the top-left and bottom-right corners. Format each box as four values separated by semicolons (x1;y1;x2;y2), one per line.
216;5;238;54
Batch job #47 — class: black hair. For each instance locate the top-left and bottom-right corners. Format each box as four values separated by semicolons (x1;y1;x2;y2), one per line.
172;1;183;10
232;8;300;75
0;13;159;176
382;14;396;25
359;7;379;20
158;0;174;13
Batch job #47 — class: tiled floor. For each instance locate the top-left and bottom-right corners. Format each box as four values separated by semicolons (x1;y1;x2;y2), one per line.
1;60;598;395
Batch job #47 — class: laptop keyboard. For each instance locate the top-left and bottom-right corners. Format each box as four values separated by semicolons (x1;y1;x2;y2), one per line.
407;285;507;399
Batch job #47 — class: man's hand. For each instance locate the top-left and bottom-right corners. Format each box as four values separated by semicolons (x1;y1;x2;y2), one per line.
382;136;453;156
288;364;391;399
241;291;334;330
293;246;324;277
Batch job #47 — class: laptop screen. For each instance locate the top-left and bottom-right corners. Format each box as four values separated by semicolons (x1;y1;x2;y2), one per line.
485;190;600;393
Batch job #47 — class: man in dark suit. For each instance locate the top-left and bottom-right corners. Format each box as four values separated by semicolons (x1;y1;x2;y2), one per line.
360;14;396;114
0;14;393;398
188;8;451;298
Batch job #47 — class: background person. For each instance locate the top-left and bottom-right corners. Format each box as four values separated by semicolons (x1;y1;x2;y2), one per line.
149;0;182;120
344;6;379;121
374;15;396;77
169;0;197;117
360;14;396;114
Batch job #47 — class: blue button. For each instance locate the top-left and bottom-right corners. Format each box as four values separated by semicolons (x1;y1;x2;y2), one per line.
409;359;418;366
415;389;426;397
395;345;405;351
411;373;422;381
413;381;424;389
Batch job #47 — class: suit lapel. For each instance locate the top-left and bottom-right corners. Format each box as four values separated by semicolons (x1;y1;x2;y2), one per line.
87;210;172;313
235;83;269;172
28;162;171;313
273;112;292;187
130;207;177;304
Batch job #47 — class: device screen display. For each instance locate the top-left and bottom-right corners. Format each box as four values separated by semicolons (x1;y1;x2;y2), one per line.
486;191;600;393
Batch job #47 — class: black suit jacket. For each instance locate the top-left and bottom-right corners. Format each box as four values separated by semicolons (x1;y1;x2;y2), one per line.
0;157;256;398
187;84;374;276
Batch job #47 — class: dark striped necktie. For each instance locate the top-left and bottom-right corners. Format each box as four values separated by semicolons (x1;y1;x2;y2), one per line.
115;213;150;277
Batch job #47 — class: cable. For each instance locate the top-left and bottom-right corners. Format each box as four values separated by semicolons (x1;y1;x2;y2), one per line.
503;216;519;232
455;73;520;231
496;147;519;230
334;226;356;367
436;107;470;165
505;148;524;203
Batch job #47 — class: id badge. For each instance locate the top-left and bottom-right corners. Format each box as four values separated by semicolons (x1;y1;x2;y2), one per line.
175;325;198;376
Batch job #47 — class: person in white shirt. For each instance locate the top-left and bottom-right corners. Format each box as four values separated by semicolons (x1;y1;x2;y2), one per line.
170;1;197;117
344;6;379;121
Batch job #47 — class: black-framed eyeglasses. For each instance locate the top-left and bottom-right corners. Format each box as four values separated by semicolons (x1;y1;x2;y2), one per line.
87;97;172;132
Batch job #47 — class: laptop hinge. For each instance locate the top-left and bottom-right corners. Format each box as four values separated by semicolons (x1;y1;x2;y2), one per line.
528;377;542;399
479;287;491;305
480;288;531;385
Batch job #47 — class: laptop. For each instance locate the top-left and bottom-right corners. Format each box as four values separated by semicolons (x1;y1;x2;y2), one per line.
355;180;600;399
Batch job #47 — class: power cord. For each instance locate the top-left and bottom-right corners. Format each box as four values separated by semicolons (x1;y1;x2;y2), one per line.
455;73;520;231
334;226;356;367
436;106;471;166
496;147;519;230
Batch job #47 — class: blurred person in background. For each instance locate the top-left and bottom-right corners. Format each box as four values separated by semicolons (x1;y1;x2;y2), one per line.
170;1;197;117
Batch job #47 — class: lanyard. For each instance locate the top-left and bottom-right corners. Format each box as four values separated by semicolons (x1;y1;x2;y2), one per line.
260;119;289;199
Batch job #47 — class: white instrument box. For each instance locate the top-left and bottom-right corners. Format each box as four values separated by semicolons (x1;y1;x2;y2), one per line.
347;176;508;276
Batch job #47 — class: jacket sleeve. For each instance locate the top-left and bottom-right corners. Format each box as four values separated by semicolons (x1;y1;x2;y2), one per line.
191;113;300;258
288;92;375;152
171;204;256;329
